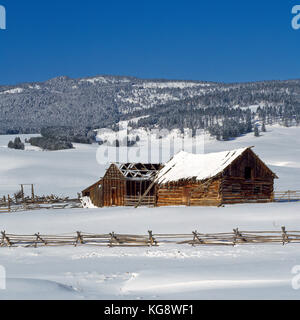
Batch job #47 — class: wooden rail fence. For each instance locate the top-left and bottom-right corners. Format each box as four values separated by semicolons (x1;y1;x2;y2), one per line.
1;227;300;248
0;189;83;213
1;186;300;213
274;191;300;202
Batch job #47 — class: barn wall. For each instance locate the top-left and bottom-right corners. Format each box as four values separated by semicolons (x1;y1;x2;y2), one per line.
157;179;222;207
221;178;274;204
102;164;126;207
223;149;272;179
89;183;103;207
221;149;275;204
83;164;158;207
82;180;103;207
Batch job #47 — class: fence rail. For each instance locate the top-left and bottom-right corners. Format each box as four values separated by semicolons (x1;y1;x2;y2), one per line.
124;195;156;206
1;227;299;248
274;191;300;202
0;191;83;213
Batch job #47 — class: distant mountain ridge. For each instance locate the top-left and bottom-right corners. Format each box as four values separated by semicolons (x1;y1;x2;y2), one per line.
0;75;300;138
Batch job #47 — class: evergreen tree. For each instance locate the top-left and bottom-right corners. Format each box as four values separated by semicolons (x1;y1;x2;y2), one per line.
7;137;25;150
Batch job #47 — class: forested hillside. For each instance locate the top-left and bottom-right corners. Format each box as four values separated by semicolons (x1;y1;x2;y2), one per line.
0;75;299;140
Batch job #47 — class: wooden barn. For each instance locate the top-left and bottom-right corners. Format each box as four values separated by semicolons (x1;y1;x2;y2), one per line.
155;147;277;206
82;163;162;207
82;147;277;207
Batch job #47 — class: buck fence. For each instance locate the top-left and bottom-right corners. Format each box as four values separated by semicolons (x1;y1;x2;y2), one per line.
0;184;83;213
1;184;300;214
0;227;299;248
274;190;300;203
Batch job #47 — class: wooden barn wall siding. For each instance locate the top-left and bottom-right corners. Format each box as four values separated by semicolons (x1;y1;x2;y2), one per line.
221;149;275;204
157;180;222;207
101;165;125;207
223;149;273;179
89;183;103;207
221;178;274;204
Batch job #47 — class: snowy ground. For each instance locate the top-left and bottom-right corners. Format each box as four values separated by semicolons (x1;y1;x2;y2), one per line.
0;125;300;299
1;204;300;300
0;134;104;197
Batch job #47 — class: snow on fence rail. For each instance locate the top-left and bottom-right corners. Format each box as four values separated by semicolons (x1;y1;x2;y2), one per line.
0;227;299;248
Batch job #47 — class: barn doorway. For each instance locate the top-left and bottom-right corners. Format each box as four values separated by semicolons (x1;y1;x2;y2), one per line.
183;187;192;206
111;188;117;206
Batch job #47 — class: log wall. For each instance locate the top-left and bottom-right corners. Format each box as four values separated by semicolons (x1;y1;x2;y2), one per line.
157;180;222;207
83;164;156;207
157;149;275;207
88;182;103;207
221;148;275;204
221;178;274;204
101;164;126;207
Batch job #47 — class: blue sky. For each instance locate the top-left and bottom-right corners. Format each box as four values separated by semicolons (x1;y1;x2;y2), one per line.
0;0;299;84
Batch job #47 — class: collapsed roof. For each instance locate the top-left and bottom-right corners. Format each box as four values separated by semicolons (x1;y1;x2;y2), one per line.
117;163;162;180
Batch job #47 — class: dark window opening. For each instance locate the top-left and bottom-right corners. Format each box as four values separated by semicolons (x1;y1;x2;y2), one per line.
245;167;252;180
126;180;154;197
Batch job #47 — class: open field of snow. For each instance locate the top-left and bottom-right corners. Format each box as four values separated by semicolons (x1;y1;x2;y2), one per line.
0;125;300;299
1;204;300;299
0;134;105;197
0;125;300;197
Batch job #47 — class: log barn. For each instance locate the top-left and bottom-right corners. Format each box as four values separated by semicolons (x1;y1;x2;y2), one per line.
82;147;277;207
82;163;162;207
156;147;277;206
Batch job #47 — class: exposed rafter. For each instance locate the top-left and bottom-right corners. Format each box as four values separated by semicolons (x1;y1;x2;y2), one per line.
117;163;162;180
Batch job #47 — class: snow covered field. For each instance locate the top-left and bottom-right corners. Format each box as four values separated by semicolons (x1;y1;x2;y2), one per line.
1;204;300;300
0;125;300;299
0;134;105;197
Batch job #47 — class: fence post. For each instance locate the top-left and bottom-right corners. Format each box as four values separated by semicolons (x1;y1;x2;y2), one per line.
148;230;157;246
75;231;84;246
35;233;47;246
109;232;121;247
31;184;35;200
1;231;12;246
7;195;11;212
20;184;25;203
233;228;247;244
192;231;204;245
281;226;289;245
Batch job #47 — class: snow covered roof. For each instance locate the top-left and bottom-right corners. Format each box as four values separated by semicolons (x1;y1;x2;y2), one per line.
157;148;250;184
